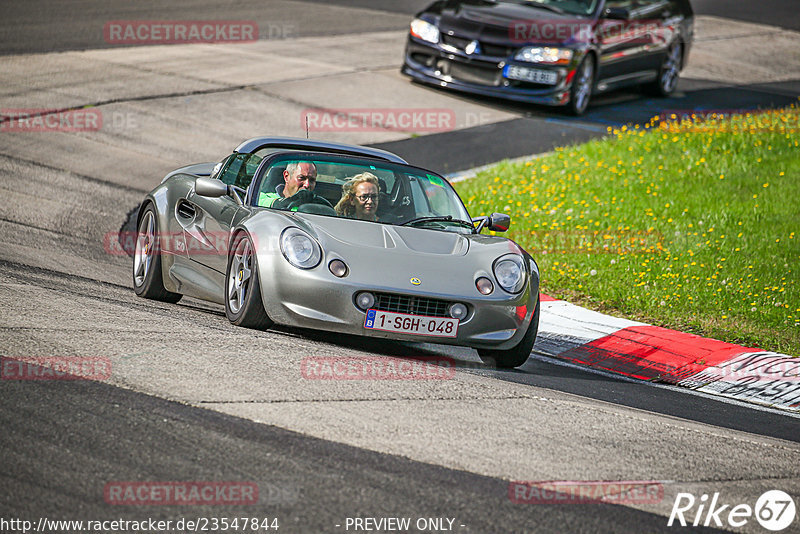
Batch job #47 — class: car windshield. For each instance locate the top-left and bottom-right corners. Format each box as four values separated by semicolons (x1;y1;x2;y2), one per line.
254;154;474;234
501;0;598;16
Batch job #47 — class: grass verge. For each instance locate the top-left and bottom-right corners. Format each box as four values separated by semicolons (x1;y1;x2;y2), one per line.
456;105;800;356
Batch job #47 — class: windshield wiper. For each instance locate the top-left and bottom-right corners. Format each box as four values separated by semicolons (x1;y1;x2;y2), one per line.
521;1;566;15
401;215;476;232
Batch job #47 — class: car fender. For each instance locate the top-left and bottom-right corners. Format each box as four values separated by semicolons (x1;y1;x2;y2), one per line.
138;173;199;293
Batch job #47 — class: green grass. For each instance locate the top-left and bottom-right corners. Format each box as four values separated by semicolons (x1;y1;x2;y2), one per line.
456;106;800;356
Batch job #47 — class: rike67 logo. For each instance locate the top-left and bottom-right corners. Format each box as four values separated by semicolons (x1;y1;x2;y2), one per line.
668;490;796;531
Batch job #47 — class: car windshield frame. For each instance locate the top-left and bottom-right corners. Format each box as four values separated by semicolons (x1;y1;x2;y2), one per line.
248;152;475;233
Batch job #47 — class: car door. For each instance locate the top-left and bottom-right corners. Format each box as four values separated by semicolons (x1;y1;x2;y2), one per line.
639;0;681;72
178;189;240;274
596;0;667;85
180;152;260;273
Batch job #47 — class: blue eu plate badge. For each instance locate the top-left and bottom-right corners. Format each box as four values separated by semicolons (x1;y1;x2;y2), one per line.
365;309;376;328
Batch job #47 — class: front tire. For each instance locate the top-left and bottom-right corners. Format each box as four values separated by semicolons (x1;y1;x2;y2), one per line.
567;55;595;116
225;232;274;330
477;299;540;369
132;205;182;303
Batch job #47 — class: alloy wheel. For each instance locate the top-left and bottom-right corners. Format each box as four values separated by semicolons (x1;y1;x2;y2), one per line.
227;237;253;314
133;210;155;288
573;58;594;114
660;43;682;94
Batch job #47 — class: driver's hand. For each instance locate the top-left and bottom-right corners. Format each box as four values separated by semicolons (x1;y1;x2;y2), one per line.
273;189;313;209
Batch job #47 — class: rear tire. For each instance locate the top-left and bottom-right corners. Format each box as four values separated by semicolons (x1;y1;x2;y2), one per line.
132;205;182;303
225;232;274;330
645;41;682;96
477;299;540;369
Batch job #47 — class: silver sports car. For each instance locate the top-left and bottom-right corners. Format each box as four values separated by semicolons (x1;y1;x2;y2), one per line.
133;137;540;368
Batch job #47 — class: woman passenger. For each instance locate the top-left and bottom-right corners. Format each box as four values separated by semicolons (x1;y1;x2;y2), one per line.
334;172;380;221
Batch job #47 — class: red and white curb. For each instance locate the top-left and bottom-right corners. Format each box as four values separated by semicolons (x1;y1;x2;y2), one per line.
535;294;800;413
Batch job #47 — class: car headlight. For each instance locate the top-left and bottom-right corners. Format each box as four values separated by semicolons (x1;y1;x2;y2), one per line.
493;254;526;294
280;228;321;269
514;47;573;65
410;18;440;44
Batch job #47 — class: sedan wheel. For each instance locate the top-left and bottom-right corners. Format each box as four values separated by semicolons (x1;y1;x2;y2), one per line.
225;233;273;329
132;205;182;303
647;42;682;96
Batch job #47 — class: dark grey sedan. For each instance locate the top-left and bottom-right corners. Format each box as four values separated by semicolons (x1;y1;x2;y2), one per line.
402;0;694;114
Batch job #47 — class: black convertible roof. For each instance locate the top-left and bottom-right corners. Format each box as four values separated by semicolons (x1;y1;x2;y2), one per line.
234;136;408;165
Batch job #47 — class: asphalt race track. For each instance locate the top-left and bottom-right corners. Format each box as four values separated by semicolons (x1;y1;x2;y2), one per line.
1;1;799;533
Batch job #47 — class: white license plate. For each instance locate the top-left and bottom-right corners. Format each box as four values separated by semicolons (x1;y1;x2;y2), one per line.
364;309;458;338
504;65;558;85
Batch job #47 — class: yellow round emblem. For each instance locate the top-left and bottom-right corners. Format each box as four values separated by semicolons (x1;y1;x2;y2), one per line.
410;277;421;286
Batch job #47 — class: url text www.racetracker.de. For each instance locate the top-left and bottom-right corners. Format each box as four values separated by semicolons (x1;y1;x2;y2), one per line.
0;517;468;533
0;517;279;534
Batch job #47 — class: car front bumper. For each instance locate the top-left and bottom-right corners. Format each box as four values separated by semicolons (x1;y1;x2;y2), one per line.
403;38;577;107
259;252;539;351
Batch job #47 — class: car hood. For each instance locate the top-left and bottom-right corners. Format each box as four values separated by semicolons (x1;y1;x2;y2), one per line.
300;215;471;256
289;212;529;259
430;0;592;45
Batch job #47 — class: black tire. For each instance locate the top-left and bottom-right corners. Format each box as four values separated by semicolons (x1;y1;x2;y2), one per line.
477;299;540;369
567;55;595;116
645;41;682;96
132;204;182;303
225;232;274;330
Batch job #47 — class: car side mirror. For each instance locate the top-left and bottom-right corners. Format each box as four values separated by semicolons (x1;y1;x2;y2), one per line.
195;177;228;197
472;213;511;233
603;6;630;20
488;212;511;232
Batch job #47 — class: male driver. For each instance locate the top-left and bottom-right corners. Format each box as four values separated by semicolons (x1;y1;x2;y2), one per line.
258;161;332;210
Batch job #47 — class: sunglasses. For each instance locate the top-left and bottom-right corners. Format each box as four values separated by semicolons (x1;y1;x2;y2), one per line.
355;194;378;202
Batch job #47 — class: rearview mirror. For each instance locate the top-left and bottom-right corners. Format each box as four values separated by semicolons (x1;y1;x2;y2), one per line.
195;177;228;198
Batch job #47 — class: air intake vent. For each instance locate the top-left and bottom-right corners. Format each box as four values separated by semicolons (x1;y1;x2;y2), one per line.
372;292;453;318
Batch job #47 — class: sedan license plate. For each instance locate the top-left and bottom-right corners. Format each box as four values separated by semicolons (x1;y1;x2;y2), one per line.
364;309;458;338
504;65;558;85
